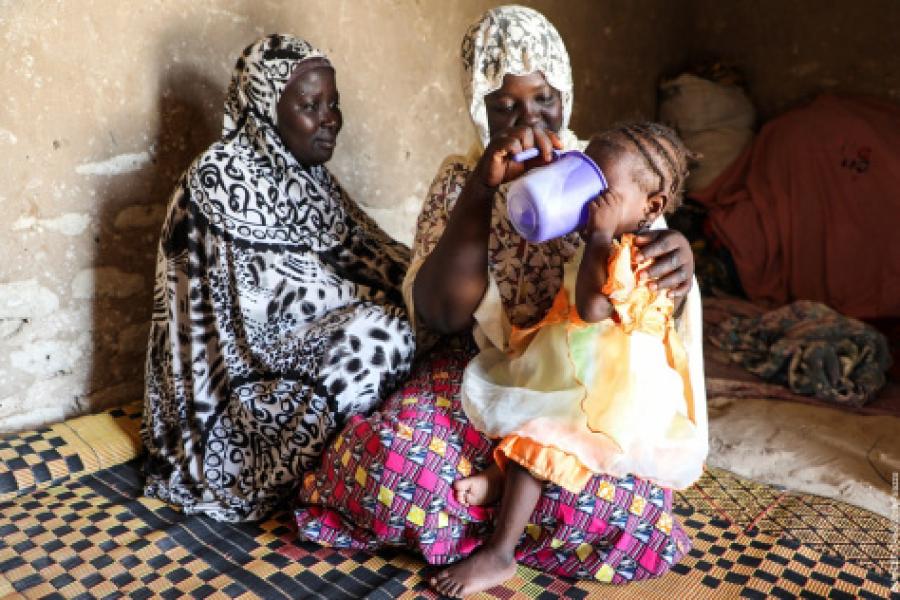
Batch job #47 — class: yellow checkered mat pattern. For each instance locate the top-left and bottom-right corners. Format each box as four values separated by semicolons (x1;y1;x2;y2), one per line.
0;404;142;504
0;405;897;599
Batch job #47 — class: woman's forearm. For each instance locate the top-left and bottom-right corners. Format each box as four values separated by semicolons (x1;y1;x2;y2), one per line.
413;176;496;333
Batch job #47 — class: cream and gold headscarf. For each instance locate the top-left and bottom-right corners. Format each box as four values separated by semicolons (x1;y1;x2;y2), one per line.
461;5;581;153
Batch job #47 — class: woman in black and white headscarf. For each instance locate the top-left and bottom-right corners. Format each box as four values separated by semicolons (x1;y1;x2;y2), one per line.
142;34;414;522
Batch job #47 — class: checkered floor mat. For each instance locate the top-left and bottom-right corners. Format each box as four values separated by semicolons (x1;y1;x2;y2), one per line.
1;405;897;598
678;466;897;577
0;404;141;504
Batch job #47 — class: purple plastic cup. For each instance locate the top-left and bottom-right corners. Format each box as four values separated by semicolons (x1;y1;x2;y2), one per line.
506;150;608;243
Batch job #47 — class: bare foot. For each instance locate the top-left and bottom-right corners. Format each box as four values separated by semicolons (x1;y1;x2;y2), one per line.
430;545;517;598
453;463;503;506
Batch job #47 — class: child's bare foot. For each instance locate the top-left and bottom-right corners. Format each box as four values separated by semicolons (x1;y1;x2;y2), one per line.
430;545;517;598
453;463;503;506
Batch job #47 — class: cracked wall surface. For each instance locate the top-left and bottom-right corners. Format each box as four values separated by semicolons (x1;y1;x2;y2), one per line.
0;0;688;431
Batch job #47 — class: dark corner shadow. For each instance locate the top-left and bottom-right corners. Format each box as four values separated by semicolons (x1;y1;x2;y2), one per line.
84;36;223;416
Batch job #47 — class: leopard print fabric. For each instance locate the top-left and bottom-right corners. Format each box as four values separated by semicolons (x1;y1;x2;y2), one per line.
142;34;414;522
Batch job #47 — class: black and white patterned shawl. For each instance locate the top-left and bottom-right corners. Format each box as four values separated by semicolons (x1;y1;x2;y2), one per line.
142;35;414;521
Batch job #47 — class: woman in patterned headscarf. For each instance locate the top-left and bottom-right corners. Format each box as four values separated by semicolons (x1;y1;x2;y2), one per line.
142;34;415;522
296;5;704;594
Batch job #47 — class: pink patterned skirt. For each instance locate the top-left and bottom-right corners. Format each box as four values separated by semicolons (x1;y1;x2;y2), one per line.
295;345;691;583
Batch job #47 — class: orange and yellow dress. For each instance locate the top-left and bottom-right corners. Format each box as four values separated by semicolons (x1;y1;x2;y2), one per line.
461;234;706;492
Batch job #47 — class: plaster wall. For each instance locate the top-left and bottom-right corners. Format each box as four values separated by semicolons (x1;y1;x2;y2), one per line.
689;0;900;121
0;0;685;430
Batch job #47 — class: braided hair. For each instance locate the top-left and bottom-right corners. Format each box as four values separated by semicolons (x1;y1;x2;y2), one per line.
589;121;696;213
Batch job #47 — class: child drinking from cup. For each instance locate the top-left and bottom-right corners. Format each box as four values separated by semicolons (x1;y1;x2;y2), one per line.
431;122;706;598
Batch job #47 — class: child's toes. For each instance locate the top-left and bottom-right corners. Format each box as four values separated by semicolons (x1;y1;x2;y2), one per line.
452;482;470;505
439;579;460;598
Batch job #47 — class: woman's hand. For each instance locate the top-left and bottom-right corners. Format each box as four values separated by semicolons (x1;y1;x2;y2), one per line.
633;229;694;299
473;126;562;189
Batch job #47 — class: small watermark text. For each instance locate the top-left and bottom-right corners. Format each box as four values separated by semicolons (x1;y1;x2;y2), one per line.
892;471;898;592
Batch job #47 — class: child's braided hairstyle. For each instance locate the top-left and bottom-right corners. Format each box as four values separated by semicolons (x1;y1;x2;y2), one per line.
590;122;697;213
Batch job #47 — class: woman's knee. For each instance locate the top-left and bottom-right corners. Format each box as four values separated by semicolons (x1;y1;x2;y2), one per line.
331;304;412;370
